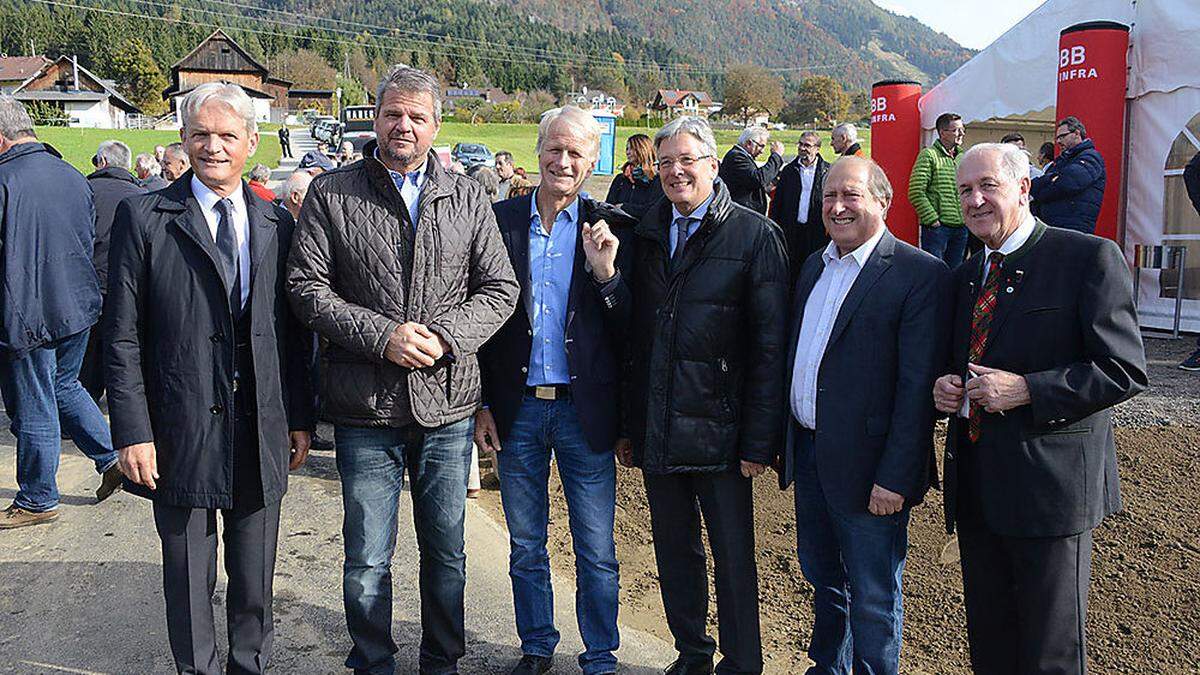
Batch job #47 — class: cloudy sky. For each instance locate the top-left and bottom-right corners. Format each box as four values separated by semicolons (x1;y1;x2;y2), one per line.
872;0;1048;50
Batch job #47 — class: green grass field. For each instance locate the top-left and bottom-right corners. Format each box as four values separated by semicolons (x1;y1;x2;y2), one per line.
35;126;283;177
433;121;871;173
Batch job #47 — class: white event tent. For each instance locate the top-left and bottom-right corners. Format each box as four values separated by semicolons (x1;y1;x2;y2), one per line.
919;0;1200;332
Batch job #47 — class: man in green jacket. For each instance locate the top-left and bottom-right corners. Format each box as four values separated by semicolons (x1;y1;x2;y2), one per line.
909;112;966;266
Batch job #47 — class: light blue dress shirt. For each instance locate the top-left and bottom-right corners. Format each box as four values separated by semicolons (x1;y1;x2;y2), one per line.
527;191;579;386
377;149;426;228
669;191;715;257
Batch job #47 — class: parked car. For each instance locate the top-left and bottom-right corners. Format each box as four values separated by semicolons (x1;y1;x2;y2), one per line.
310;115;337;140
451;142;494;169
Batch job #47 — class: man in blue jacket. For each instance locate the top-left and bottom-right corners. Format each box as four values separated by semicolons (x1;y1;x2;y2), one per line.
0;96;120;529
1030;116;1106;234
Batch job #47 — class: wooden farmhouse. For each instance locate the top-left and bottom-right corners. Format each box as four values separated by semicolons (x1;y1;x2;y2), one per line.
11;55;140;128
163;29;291;124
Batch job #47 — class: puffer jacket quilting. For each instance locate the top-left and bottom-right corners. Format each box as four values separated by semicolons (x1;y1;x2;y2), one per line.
287;141;519;428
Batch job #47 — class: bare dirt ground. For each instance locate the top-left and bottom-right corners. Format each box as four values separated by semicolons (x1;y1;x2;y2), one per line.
477;337;1200;674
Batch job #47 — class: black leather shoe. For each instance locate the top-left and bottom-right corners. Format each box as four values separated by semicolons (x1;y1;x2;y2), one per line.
663;658;714;675
96;464;124;503
510;654;553;675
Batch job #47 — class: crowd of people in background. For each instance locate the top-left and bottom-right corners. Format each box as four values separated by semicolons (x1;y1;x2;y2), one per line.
0;59;1172;675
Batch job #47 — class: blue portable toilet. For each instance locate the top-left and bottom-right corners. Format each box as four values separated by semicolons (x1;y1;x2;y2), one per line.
592;110;617;176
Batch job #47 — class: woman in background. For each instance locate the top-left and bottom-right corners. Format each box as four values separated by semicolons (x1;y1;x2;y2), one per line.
606;133;661;218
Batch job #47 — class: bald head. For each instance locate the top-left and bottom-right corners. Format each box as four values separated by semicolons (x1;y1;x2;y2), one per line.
281;170;314;220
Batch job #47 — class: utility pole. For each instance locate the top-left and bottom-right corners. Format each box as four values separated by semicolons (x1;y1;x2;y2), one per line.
29;39;35;57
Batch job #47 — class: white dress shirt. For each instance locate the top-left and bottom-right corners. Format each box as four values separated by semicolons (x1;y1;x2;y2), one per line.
797;162;817;224
191;176;250;307
957;212;1038;417
790;226;887;429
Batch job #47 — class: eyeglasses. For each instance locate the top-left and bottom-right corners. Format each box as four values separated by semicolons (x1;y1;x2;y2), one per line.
1055;131;1075;141
655;155;713;170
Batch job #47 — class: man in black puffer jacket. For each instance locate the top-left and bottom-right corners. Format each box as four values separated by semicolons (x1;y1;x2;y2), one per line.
623;116;788;675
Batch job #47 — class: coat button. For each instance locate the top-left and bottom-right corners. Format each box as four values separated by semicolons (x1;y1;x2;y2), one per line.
520;367;528;374
210;404;224;415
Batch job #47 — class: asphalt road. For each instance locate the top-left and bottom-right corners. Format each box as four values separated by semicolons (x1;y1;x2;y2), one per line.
0;429;673;674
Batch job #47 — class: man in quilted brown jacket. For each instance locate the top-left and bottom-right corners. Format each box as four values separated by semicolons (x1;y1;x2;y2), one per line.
287;65;519;675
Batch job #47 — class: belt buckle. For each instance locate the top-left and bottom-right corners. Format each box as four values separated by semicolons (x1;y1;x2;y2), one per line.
534;385;556;401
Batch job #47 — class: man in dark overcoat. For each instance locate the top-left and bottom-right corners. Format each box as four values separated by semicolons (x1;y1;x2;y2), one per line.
106;82;314;674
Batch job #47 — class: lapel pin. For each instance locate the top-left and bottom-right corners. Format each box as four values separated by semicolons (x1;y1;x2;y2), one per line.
1006;286;1014;293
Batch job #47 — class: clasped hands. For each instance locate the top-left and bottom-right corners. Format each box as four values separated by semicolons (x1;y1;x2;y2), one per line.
934;363;1031;415
385;321;451;369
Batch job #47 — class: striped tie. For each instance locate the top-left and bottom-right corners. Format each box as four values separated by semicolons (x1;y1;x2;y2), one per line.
968;252;1004;442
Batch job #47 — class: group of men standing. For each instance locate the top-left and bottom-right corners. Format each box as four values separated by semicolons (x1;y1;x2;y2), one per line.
0;62;1148;675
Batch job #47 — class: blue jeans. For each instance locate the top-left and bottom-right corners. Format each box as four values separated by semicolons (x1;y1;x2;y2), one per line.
497;396;619;674
335;419;474;675
0;329;116;512
920;224;969;268
793;432;909;675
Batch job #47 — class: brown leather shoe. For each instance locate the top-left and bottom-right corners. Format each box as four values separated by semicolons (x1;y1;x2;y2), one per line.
1;504;59;529
96;464;124;503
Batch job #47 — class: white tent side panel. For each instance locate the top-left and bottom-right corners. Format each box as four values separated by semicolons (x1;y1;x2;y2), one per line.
1125;87;1200;333
1128;1;1200;99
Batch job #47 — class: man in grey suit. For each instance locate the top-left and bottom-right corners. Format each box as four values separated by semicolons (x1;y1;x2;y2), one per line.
935;143;1146;674
780;156;949;674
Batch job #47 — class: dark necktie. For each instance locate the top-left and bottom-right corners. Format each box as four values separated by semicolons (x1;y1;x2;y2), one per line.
968;252;1005;442
671;216;695;271
214;198;242;312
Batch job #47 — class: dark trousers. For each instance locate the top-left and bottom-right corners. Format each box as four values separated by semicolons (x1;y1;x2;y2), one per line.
643;470;762;674
956;434;1092;675
78;312;105;403
153;497;282;675
280;139;292;158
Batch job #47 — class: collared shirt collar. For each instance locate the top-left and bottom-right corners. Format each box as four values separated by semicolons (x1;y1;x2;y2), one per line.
375;147;428;191
671;190;716;225
821;224;886;268
984;213;1037;259
529;189;580;232
191;175;245;215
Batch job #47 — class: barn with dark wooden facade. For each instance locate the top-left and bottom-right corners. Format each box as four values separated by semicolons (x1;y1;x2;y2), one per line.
163;29;291;123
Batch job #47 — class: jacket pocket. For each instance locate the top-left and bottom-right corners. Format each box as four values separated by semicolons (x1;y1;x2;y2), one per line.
1015;432;1087;525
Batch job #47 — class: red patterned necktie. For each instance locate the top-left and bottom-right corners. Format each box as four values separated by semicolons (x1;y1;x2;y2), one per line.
968;252;1005;442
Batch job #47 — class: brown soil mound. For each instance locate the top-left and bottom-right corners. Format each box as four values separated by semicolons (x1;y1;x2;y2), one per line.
477;424;1200;673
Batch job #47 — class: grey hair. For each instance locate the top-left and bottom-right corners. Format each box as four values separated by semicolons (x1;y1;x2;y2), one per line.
536;106;603;161
737;125;769;146
0;95;35;140
959;142;1031;186
653;116;718;158
466;165;500;201
376;65;442;122
1057;115;1087;139
249;163;271;183
832;123;858;143
96;140;131;170
800;130;821;143
281;169;313;199
134;152;161;176
494;150;513;164
163;142;188;163
179;82;258;135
